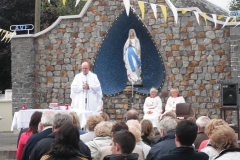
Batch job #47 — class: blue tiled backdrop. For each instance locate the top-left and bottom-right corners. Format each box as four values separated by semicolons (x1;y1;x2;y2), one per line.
94;9;165;95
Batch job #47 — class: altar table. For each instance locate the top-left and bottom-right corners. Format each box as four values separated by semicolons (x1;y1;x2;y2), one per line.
11;108;94;131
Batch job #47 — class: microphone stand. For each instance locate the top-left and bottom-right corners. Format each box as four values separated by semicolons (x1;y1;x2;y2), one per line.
84;73;88;111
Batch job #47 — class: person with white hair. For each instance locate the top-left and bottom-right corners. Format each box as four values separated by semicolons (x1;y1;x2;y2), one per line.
126;120;151;159
164;86;185;113
194;116;210;150
146;116;177;160
143;87;162;128
86;121;113;158
21;111;55;160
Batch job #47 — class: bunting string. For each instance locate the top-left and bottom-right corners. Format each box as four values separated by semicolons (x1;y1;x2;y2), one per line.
0;28;16;43
121;0;240;28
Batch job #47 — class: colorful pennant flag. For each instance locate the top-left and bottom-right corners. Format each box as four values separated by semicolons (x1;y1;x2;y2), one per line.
1;30;6;36
150;3;157;19
234;22;240;28
230;17;236;23
1;31;8;41
212;14;217;28
222;17;231;28
218;15;224;20
123;0;130;16
169;6;178;24
75;0;81;7
62;0;66;5
202;12;207;26
160;5;167;22
193;11;200;25
182;9;187;14
138;1;145;20
5;31;16;43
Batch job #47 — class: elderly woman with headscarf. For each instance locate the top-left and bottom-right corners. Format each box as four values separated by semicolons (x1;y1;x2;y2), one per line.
124;29;141;82
143;87;162;128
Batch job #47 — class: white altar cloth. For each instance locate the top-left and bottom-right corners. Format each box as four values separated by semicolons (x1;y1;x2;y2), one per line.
11;108;94;131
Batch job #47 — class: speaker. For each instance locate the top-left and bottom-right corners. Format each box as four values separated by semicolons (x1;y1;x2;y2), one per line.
221;83;239;107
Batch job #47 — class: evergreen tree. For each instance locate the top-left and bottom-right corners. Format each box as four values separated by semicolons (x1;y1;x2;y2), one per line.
229;0;240;11
0;0;86;93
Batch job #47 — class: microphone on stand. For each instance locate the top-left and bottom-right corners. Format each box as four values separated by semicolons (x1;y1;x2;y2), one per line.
84;73;88;111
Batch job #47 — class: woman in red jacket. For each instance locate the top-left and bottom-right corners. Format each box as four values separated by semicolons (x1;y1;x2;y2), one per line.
16;111;42;160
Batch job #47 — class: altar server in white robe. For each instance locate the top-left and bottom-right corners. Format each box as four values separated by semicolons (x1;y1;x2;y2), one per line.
164;86;185;113
70;62;102;112
143;87;162;128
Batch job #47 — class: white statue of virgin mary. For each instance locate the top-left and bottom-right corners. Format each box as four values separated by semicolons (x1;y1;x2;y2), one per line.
123;29;141;83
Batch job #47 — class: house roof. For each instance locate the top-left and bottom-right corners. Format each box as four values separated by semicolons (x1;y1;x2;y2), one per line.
171;0;229;16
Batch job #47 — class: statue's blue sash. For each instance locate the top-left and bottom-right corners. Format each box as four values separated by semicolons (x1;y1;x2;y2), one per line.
127;46;141;72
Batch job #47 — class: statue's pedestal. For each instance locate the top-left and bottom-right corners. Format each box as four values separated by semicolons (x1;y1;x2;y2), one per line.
126;80;143;87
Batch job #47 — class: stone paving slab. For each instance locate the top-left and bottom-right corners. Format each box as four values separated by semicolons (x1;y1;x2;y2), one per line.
0;131;18;160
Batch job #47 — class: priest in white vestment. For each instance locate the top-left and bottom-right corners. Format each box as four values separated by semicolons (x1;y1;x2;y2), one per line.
143;88;162;128
70;62;102;112
164;86;185;113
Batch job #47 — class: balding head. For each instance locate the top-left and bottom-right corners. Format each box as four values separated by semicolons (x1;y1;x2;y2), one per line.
81;62;90;74
126;109;139;121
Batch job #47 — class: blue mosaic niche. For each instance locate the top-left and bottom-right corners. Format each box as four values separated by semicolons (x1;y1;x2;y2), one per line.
94;9;165;95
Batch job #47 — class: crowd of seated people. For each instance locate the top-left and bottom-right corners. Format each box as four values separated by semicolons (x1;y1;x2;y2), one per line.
16;107;240;160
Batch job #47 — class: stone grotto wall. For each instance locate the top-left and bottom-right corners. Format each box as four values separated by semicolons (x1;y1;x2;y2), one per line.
11;0;234;119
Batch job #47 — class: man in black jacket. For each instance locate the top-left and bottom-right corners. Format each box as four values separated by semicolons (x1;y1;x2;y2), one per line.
103;130;139;160
29;113;91;160
156;120;209;160
146;116;177;160
21;111;55;160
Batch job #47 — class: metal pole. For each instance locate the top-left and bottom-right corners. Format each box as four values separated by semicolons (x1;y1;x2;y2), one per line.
34;0;41;33
131;80;134;109
85;89;88;111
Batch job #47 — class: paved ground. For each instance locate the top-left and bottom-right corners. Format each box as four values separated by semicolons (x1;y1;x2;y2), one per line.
0;130;18;160
0;132;18;151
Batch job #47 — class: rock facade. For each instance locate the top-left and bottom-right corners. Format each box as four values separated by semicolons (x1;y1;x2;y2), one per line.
11;0;236;119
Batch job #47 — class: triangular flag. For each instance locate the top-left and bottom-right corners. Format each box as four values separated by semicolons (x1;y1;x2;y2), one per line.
230;17;236;23
234;22;240;28
123;0;130;16
212;14;217;28
169;6;178;24
193;11;200;25
222;17;231;28
1;30;6;36
138;1;145;19
218;15;224;20
1;31;8;41
202;12;207;26
160;5;167;22
62;0;66;5
182;9;187;14
150;3;157;19
4;32;11;43
6;31;16;43
75;0;81;7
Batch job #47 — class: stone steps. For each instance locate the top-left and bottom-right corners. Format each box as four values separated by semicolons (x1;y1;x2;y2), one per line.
0;150;16;160
0;132;18;160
